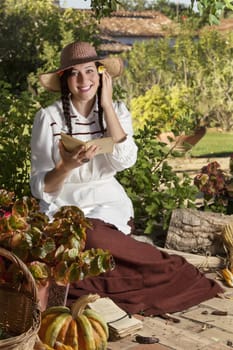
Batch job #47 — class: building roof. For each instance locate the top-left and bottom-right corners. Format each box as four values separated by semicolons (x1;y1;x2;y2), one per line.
98;11;173;37
96;10;175;53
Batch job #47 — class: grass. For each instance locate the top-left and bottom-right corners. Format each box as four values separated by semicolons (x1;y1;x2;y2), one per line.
191;130;233;158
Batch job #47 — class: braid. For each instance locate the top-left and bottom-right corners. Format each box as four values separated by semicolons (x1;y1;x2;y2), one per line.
96;63;105;136
60;70;72;135
97;85;104;136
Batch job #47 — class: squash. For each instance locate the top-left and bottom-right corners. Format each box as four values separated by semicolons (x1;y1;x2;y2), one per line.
222;223;233;271
38;294;109;350
221;267;233;287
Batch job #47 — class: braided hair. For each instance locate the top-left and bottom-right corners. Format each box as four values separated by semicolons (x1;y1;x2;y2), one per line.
60;64;105;136
96;63;105;136
60;69;72;135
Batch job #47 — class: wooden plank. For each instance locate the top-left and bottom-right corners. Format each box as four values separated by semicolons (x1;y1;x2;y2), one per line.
159;247;225;268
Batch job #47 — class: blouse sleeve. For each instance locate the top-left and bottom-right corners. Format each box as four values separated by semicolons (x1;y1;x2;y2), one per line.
30;108;60;202
106;102;138;170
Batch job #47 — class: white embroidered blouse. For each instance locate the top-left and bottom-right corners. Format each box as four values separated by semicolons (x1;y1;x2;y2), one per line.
30;98;138;234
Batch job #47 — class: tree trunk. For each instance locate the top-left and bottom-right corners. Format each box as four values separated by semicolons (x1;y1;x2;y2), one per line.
165;208;233;256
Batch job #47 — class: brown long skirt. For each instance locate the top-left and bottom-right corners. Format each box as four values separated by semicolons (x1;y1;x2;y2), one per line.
68;219;224;316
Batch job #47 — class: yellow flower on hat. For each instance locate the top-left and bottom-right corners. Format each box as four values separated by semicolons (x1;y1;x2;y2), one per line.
98;65;106;74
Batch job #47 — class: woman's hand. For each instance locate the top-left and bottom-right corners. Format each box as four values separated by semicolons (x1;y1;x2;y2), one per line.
100;71;127;143
101;70;113;109
59;141;98;171
44;142;99;194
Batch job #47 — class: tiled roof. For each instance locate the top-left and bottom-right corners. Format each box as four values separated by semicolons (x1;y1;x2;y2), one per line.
98;10;173;37
96;10;175;53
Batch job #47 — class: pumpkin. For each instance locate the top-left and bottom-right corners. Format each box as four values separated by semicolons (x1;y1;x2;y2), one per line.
38;294;109;350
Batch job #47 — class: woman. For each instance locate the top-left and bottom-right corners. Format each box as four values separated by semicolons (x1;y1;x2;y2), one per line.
30;40;223;316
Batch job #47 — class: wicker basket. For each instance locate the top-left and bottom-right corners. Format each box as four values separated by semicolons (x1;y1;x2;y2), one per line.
0;247;41;350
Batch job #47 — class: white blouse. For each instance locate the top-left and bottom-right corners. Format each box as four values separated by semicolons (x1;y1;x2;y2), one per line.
30;98;138;234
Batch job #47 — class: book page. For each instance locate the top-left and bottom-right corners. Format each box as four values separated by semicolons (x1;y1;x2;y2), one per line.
61;133;114;155
88;297;126;323
86;138;114;155
88;297;143;337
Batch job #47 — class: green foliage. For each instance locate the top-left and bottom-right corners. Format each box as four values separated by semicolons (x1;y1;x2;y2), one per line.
120;30;233;133
1;0;59;91
90;0;121;19
0;82;39;197
117;120;198;234
194;0;233;25
130;84;198;133
119;0;155;11
194;32;233;131
152;0;190;19
0;189;114;285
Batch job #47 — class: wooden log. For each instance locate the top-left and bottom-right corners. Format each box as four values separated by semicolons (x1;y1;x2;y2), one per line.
165;208;233;256
132;232;225;268
159;248;225;269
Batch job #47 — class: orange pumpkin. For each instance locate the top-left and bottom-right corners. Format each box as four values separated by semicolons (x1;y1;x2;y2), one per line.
38;294;109;350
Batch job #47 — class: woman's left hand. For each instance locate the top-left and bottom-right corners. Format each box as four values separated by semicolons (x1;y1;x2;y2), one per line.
101;71;113;109
99;70;127;142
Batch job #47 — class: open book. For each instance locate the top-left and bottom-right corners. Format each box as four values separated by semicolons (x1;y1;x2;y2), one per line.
61;133;114;155
87;297;143;340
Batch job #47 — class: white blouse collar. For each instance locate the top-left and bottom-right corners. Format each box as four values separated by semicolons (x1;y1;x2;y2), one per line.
69;96;99;120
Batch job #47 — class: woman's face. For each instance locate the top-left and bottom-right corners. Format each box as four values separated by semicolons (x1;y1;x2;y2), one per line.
67;62;100;102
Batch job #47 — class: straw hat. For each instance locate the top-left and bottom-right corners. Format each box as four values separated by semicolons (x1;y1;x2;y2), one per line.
39;41;124;92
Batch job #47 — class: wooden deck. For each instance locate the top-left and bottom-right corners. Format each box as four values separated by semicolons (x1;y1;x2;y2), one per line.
107;273;233;350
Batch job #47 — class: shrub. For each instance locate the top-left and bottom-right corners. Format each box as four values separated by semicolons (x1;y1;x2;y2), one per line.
117;120;198;234
194;161;233;214
0;189;114;287
130;84;198;134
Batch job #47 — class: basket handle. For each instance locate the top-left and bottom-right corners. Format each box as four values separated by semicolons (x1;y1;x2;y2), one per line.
0;247;38;302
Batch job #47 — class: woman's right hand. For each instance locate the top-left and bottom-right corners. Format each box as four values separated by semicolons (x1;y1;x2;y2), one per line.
44;142;99;193
58;141;98;171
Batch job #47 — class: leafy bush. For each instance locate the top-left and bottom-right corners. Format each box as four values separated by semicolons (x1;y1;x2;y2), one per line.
0;83;39;197
0;189;114;286
120;30;233;132
194;161;233;214
130;84;198;134
117;120;198;234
